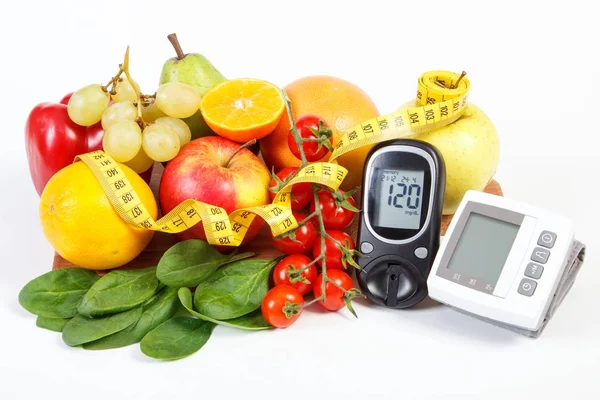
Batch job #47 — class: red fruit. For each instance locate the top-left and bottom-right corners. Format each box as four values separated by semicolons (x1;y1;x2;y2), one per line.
25;100;106;196
312;230;356;270
261;285;304;328
269;167;312;210
287;114;333;161
272;254;318;295
313;270;354;311
25;92;154;196
310;189;357;230
59;93;73;105
271;212;317;254
159;136;270;245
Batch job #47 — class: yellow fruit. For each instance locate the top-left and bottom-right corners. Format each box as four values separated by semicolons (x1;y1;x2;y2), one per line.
260;76;379;191
399;101;500;214
199;78;285;143
39;162;157;270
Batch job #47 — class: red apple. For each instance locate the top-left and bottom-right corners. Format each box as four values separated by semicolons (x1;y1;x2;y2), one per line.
159;136;271;245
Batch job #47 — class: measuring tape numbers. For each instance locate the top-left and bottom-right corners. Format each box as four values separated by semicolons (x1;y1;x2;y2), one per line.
328;70;470;163
76;151;347;247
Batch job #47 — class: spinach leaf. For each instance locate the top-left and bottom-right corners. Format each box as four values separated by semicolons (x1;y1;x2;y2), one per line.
179;287;271;330
36;316;70;332
83;286;180;350
156;239;254;287
18;268;99;318
225;309;272;330
62;306;143;347
140;316;214;361
193;258;278;320
194;259;277;320
77;266;158;317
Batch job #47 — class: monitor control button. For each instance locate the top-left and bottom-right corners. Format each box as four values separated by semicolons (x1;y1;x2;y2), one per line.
525;263;544;279
538;231;557;249
360;242;374;254
414;247;428;259
518;278;537;297
531;247;550;264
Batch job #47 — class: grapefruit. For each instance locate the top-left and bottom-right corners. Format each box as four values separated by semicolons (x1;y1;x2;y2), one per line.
259;75;379;190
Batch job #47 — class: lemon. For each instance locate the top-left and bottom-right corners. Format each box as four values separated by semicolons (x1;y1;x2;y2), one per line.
39;161;157;270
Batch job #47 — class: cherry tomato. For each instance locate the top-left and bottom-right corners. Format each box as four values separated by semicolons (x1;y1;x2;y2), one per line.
310;189;357;230
312;230;356;270
272;212;317;254
272;254;318;295
287;114;333;162
269;167;312;210
261;285;304;328
313;269;354;311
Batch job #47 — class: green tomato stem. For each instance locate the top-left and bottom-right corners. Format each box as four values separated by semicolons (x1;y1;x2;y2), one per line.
327;278;349;293
311;182;329;303
283;90;329;303
298;211;319;225
282;91;308;166
305;255;323;268
282;88;359;310
287;254;322;277
300;296;325;309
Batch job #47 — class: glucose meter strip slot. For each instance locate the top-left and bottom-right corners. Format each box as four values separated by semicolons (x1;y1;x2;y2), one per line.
446;240;586;338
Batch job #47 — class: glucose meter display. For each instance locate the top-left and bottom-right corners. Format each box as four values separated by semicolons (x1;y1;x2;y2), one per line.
447;212;520;285
374;169;425;230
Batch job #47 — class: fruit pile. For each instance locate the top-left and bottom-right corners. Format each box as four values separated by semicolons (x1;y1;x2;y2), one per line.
66;52;285;168
20;33;501;361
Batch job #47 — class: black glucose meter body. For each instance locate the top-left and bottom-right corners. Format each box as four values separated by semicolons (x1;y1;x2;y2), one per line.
356;139;445;308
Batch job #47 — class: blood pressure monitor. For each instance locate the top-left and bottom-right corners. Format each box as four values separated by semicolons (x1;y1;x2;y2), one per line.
356;139;445;309
428;190;586;337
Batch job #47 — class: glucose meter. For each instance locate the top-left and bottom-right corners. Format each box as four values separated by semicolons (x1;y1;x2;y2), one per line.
356;139;445;309
427;190;587;337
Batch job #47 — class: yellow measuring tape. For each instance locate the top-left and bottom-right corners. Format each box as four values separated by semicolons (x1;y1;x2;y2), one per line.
76;70;470;247
328;70;470;162
76;151;347;247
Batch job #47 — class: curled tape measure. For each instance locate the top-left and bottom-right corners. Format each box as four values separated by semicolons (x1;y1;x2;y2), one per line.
76;70;470;247
328;70;470;162
76;151;347;247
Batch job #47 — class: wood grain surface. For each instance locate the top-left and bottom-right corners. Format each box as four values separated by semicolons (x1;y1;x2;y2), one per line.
52;163;503;272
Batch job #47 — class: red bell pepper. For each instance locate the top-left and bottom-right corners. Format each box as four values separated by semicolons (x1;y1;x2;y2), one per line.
25;93;153;196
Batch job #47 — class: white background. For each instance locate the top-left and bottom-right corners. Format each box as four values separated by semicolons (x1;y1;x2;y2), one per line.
1;0;599;399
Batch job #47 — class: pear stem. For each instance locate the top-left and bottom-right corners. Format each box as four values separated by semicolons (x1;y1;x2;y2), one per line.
225;139;257;167
167;33;185;60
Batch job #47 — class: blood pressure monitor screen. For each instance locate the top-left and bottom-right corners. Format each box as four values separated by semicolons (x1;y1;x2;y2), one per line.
447;212;520;285
374;169;425;230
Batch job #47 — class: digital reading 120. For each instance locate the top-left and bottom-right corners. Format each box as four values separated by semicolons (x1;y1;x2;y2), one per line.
356;139;445;309
375;168;424;230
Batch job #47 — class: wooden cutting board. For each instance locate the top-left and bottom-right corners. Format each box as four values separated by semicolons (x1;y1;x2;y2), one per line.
52;163;503;271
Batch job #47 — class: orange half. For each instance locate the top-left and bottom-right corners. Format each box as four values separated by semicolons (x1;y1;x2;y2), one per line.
200;78;285;143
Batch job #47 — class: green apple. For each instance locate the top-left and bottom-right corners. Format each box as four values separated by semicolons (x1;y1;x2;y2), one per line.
159;33;226;140
399;101;500;215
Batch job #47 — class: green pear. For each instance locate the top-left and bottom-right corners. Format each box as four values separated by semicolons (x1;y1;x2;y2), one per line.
399;101;500;215
159;33;226;140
